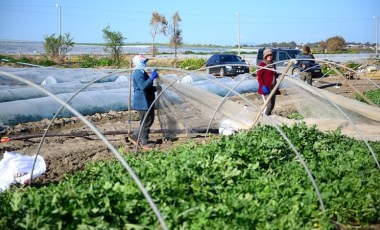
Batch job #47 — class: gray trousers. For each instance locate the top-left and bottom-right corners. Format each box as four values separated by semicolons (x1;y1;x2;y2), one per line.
262;94;276;116
132;109;155;145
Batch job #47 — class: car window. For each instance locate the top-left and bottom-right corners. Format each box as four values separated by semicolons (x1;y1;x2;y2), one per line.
279;52;288;61
212;55;219;63
220;56;228;62
232;55;242;62
220;55;241;62
288;50;301;58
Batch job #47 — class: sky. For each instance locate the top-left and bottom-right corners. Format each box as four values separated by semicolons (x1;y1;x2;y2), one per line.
0;0;379;46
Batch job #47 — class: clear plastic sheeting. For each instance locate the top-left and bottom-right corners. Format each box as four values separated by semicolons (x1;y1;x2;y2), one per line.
156;76;256;140
0;68;261;128
1;66;380;143
154;70;380;142
0;66;123;85
259;76;380;141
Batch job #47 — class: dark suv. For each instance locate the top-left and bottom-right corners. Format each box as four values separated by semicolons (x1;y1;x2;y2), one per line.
256;48;322;78
206;54;249;77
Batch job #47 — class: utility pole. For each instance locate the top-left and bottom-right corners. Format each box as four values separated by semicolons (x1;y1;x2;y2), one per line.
374;16;378;58
236;12;240;56
56;3;62;57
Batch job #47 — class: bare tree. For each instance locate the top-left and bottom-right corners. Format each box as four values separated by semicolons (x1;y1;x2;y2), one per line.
325;36;346;53
149;11;168;57
169;12;183;58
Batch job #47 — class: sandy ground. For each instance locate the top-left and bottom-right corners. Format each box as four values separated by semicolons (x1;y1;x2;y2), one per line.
0;73;379;186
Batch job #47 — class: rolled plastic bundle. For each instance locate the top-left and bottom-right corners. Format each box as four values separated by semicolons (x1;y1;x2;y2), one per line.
0;67;123;85
191;79;260;96
0;81;129;103
188;76;234;86
0;88;131;126
234;73;255;81
0;68;48;85
178;73;216;83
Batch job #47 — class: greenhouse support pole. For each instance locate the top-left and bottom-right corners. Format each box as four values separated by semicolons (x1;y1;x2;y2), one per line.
128;66;133;137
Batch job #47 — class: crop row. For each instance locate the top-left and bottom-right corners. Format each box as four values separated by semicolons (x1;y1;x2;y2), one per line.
0;123;379;229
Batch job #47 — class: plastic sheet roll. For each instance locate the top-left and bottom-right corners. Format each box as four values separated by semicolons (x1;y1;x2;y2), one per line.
0;81;129;103
191;79;259;96
0;88;131;126
0;67;123;85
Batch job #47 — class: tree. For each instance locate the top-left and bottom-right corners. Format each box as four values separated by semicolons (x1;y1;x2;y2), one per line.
325;36;346;53
318;40;327;53
102;25;126;68
60;33;75;58
149;12;168;57
288;41;297;49
44;32;74;62
169;12;183;58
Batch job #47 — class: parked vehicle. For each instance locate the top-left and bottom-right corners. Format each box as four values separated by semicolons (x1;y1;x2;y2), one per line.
206;54;249;77
256;48;322;78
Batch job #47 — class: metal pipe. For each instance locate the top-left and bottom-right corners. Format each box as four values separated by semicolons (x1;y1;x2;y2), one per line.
56;3;61;57
236;12;240;56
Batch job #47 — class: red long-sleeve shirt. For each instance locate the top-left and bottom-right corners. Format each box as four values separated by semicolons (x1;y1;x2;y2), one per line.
257;61;280;95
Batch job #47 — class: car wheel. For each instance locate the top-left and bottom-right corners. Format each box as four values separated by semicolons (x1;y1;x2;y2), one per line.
219;68;225;77
292;67;301;75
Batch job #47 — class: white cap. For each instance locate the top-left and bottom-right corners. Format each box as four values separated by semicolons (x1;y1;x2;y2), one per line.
132;55;149;69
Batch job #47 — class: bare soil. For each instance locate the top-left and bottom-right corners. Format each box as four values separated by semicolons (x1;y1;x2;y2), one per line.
0;73;379;186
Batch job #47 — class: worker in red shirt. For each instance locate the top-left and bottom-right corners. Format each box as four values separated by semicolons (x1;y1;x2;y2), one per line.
257;48;280;116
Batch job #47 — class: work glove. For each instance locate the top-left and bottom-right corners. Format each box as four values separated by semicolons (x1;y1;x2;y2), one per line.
262;85;270;95
150;70;158;81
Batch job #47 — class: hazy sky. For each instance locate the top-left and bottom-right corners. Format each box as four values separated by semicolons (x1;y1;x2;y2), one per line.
0;0;379;45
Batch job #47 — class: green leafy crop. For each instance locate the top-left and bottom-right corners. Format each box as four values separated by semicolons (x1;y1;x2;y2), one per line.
356;89;380;107
1;124;379;229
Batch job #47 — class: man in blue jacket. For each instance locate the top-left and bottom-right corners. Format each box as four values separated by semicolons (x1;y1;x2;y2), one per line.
130;55;159;150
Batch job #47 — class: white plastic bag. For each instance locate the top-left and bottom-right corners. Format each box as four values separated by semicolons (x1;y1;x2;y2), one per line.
0;151;46;192
219;119;238;135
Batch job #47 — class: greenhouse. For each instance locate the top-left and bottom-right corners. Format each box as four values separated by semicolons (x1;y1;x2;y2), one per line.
0;59;379;229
